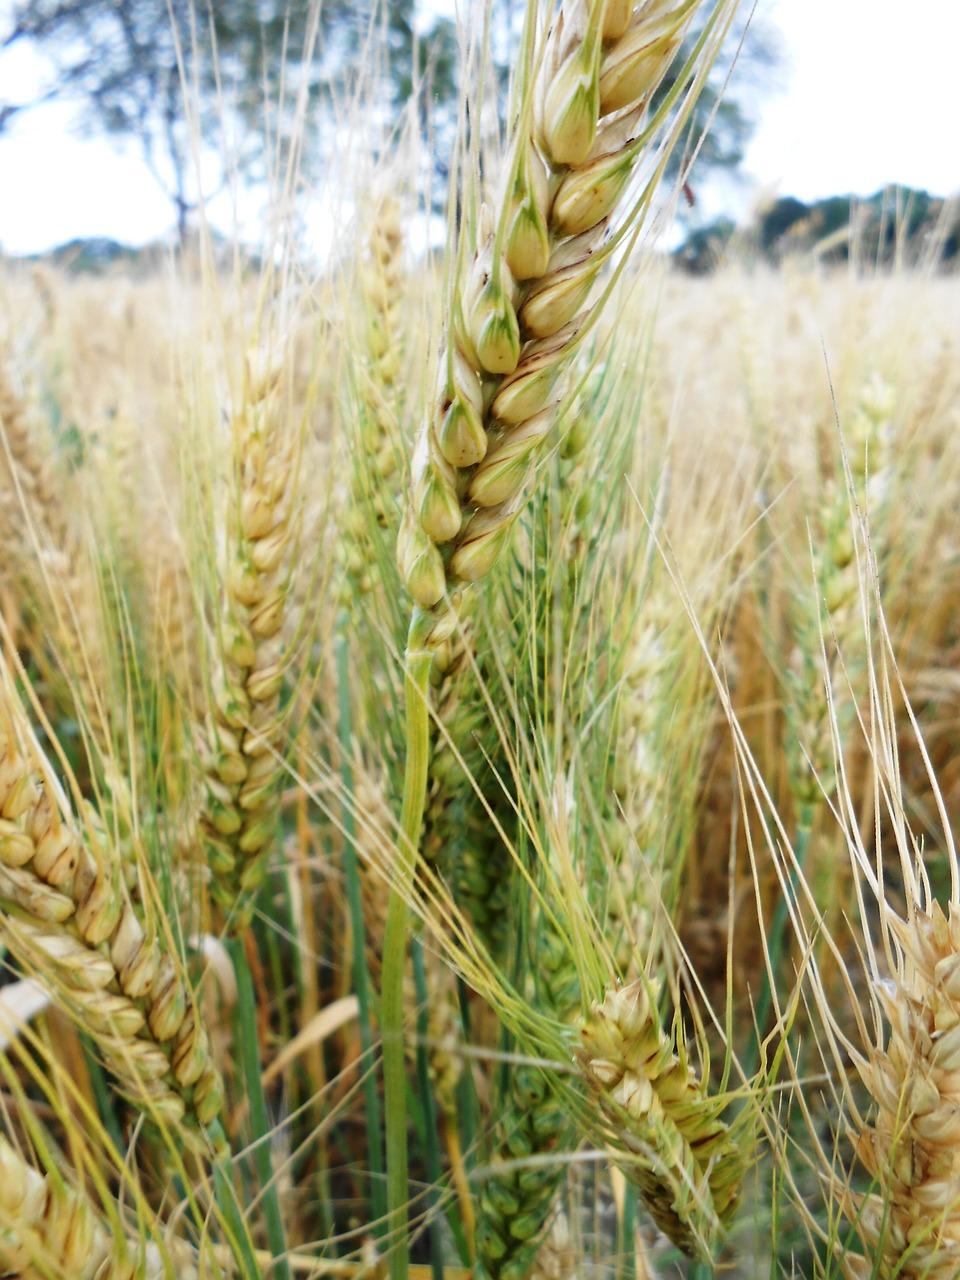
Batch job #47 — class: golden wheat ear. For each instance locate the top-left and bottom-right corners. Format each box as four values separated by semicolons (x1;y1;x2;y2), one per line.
399;0;738;653
200;341;302;929
0;650;223;1136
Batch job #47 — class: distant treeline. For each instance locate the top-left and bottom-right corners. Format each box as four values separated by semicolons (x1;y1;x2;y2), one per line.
675;185;960;273
6;185;957;277
3;230;255;276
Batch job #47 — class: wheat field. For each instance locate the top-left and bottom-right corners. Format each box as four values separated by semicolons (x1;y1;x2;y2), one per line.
2;2;960;1277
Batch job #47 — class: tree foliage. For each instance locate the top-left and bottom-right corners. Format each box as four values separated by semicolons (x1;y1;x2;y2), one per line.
0;0;458;240
0;1;777;242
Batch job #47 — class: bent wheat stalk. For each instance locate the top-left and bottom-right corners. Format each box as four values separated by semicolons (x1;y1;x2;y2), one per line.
382;0;739;1272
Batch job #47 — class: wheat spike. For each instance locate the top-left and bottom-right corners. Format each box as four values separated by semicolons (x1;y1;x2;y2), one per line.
477;922;583;1280
0;349;120;756
575;979;747;1262
838;902;960;1279
0;1134;212;1280
359;197;406;517
342;195;409;596
201;344;299;927
0;357;67;548
0;1133;137;1280
424;614;515;959
0;657;223;1134
0;1136;153;1280
784;372;895;807
398;0;720;653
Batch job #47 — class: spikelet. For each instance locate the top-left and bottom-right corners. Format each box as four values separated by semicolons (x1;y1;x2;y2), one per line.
837;902;960;1279
0;656;223;1135
201;344;300;927
575;980;748;1263
399;0;718;653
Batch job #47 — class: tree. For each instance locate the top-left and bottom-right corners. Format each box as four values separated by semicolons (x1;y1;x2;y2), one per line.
0;1;777;245
651;7;782;204
0;0;459;244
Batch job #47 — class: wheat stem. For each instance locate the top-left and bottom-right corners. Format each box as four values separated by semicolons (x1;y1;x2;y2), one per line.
228;936;290;1280
383;624;434;1280
336;622;388;1235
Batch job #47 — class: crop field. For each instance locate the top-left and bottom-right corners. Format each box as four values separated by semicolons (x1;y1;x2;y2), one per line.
2;2;960;1278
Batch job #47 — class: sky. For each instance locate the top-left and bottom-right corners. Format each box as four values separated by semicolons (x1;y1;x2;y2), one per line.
0;0;958;255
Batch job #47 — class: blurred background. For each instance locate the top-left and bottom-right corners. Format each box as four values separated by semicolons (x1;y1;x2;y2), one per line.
1;0;958;265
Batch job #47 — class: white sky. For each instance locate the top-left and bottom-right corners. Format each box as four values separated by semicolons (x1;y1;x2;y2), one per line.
0;0;958;255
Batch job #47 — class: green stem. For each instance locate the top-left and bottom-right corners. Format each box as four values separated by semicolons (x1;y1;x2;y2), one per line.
748;805;815;1075
618;1183;636;1280
227;937;291;1280
337;622;388;1234
412;937;447;1280
383;617;434;1280
210;1122;262;1280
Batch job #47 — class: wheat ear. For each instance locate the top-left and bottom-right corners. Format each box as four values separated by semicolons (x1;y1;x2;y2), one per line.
575;980;747;1262
784;372;895;808
0;355;110;732
342;196;408;597
0;1134;206;1280
0;358;66;550
477;925;582;1280
201;346;298;927
0;655;223;1134
424;613;515;959
837;902;960;1279
398;0;719;651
